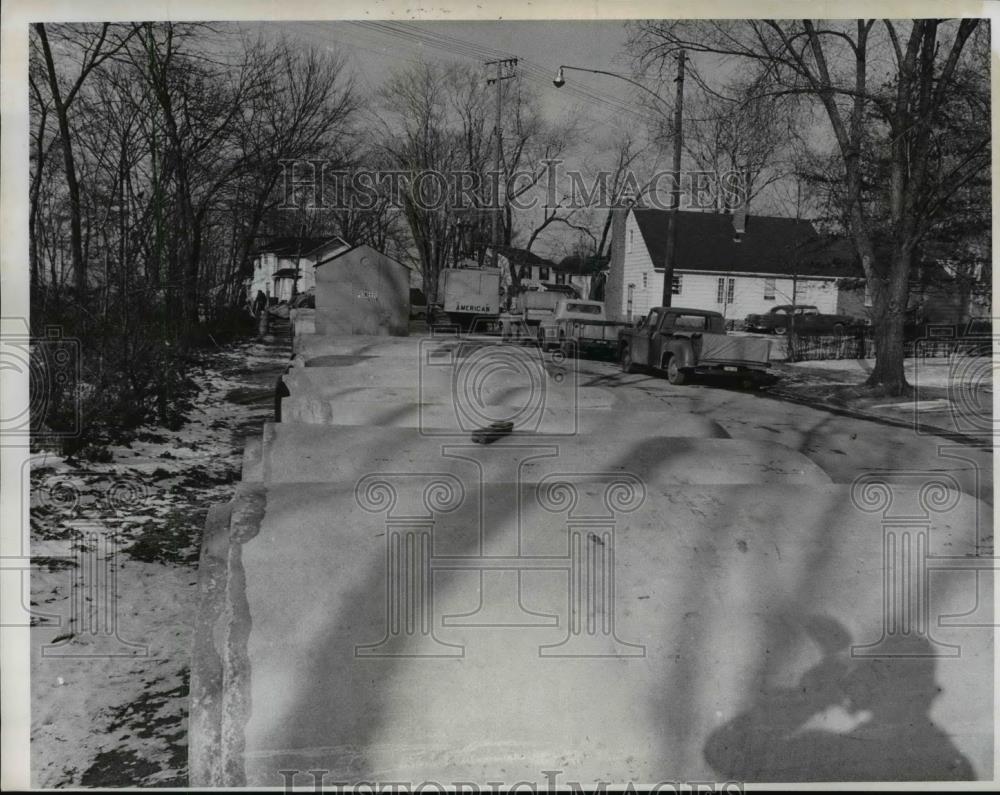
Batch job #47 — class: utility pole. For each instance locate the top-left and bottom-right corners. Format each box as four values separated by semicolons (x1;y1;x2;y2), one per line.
661;49;685;307
486;58;517;270
291;221;305;301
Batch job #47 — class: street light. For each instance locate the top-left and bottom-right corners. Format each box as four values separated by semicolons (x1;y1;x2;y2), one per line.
552;64;671;111
553;58;686;308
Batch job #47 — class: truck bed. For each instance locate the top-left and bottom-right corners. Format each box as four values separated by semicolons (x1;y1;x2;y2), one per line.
694;333;771;368
582;321;628;342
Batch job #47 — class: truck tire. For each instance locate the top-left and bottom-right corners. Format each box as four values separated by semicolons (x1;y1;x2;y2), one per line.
665;355;688;385
620;345;638;374
774;325;787;335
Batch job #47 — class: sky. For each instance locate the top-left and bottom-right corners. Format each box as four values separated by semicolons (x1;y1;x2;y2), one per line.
242;18;672;150
259;19;697;257
228;19;811;257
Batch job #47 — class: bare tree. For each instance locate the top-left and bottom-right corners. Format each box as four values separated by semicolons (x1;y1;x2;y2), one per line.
681;68;800;211
630;19;988;394
32;23;137;297
227;34;357;303
376;63;494;307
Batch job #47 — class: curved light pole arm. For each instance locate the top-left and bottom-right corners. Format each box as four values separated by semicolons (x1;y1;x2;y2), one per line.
555;65;671;112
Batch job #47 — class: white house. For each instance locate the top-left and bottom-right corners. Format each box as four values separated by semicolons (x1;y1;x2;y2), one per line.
249;235;351;303
604;207;860;325
487;246;591;298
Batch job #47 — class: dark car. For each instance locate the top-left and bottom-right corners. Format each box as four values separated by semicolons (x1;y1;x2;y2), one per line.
745;304;863;335
410;287;428;320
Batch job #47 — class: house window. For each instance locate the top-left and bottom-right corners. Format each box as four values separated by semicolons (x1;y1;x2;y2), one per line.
764;277;776;300
555;271;566;285
642;272;648;289
672;274;682;295
628;229;634;253
518;265;529;280
538;266;550;281
718;277;735;304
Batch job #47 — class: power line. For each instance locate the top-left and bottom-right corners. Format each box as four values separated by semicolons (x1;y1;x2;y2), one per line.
300;20;730;135
346;20;671;127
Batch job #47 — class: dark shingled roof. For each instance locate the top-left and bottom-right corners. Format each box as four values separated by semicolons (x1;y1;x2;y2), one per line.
256;236;344;257
632;208;861;278
496;246;556;268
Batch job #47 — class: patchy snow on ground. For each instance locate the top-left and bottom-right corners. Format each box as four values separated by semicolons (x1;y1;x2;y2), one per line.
769;353;994;443
30;338;289;787
784;356;994;390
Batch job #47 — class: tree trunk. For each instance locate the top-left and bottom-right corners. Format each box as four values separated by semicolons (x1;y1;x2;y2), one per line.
35;24;87;297
186;213;203;327
865;249;912;395
29;100;49;295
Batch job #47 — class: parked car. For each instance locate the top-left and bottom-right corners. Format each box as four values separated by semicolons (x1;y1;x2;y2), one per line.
410;288;428;320
500;289;565;342
537;282;579;297
744;304;863;335
960;317;993;356
538;299;629;357
619;307;773;386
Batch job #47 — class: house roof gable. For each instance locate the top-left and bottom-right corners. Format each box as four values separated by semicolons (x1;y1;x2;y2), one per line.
316;243;409;270
496;246;556;269
256;236;343;257
305;236;351;260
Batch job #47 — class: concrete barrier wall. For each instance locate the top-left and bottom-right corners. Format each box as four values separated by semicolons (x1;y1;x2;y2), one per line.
243;423;829;486
278;399;727;437
194;331;993;788
205;479;992;786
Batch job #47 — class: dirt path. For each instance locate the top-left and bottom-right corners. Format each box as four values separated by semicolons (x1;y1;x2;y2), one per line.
30;335;290;787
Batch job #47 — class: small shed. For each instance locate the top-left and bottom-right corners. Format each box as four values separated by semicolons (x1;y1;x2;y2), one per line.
314;244;410;336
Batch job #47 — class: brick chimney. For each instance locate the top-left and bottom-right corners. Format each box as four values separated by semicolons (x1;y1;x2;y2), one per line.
732;204;747;240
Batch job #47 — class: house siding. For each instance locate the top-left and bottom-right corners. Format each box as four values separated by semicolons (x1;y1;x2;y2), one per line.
605;207;627;321
676;273;838;322
611;208;843;324
620;211;659;321
250;238;349;303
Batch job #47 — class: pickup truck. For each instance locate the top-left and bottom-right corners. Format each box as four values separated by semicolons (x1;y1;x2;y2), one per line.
538;299;628;357
500;288;577;342
618;307;772;386
744;304;863;335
